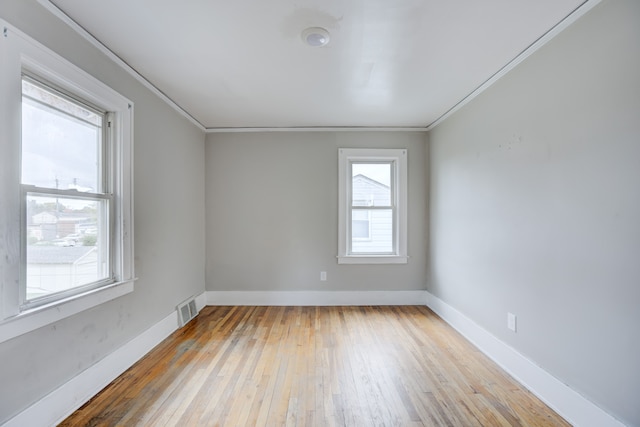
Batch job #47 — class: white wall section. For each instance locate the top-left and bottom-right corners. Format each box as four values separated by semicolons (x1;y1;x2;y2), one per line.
428;1;640;425
0;0;206;423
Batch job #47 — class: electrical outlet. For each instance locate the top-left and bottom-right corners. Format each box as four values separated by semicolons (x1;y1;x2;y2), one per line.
320;271;327;281
507;312;517;332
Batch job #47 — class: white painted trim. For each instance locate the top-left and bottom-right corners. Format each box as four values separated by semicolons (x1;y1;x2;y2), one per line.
0;280;134;344
426;0;601;131
33;2;427;135
206;127;428;133
0;20;136;343
337;255;409;264
206;290;427;306
35;0;206;132
4;290;620;426
195;291;207;312
33;1;599;134
338;148;408;263
2;291;206;427
425;291;624;427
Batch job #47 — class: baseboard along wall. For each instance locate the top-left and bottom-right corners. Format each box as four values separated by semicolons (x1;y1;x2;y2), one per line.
205;290;428;306
2;292;207;427
3;290;623;427
424;291;624;427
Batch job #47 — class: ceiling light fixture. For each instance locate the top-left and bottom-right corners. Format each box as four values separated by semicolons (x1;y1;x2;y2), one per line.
302;27;330;47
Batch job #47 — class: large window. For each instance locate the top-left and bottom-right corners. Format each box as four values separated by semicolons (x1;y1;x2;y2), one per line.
0;21;134;342
338;148;408;264
22;76;112;308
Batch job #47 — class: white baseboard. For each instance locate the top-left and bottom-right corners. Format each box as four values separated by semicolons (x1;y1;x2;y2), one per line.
425;291;624;427
195;291;207;311
3;291;206;427
206;290;428;306
6;290;620;427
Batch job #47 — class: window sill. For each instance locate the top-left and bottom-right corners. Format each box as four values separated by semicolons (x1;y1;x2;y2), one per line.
0;279;135;344
337;255;409;265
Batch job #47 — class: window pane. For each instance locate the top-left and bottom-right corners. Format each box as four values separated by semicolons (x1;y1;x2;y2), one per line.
352;163;391;206
352;210;370;239
22;78;102;192
26;194;109;300
351;209;393;254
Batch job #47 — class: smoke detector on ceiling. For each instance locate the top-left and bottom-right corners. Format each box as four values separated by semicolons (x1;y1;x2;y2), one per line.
301;27;330;47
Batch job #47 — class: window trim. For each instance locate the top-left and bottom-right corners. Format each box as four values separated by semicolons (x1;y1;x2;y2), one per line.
338;148;408;264
0;20;135;344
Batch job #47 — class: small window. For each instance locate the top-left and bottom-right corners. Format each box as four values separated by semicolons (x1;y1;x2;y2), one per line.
338;148;408;264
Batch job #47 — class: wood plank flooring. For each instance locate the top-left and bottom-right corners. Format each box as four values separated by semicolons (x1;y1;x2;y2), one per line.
60;306;570;426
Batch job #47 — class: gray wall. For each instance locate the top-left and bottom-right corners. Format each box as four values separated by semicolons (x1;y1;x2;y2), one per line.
0;1;206;423
428;1;640;425
205;131;427;293
1;0;636;425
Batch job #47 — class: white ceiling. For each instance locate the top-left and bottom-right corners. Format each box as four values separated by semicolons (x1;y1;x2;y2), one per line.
47;0;590;130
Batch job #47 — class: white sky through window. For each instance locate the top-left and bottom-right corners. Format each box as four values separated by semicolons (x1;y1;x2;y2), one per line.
352;163;391;187
21;79;102;193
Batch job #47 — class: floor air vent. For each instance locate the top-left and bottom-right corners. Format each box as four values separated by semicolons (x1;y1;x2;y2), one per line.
177;298;198;327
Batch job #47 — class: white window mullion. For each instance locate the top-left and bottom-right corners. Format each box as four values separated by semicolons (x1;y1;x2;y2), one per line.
391;159;397;253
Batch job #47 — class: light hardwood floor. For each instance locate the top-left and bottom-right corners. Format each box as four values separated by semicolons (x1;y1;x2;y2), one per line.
60;306;569;426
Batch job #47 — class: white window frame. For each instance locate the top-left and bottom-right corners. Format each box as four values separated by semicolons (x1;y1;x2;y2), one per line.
0;21;135;344
338;148;408;264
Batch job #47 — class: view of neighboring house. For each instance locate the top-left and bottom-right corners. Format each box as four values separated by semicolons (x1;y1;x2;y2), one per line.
25;208;101;298
351;174;393;254
28;210;95;242
26;246;99;299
